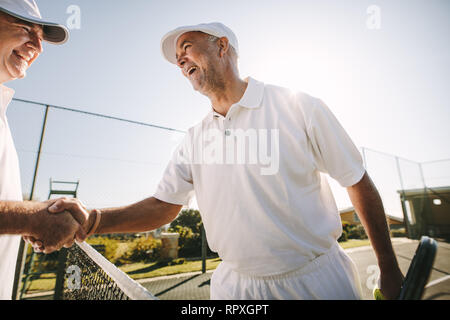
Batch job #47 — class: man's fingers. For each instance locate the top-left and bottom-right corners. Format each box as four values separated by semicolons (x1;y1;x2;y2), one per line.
48;198;89;227
75;225;87;243
43;246;56;254
34;240;43;247
23;236;33;244
31;239;44;252
47;198;67;213
24;236;43;251
63;238;75;248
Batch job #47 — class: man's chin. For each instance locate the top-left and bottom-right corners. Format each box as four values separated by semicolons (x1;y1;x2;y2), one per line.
190;81;201;92
6;66;27;81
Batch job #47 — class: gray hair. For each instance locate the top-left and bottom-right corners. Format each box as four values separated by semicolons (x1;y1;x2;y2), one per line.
207;34;238;61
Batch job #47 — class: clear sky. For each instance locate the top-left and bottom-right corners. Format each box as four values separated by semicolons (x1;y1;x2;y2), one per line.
6;0;450;217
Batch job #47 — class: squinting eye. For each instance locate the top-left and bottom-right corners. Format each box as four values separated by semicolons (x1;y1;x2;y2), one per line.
184;45;192;51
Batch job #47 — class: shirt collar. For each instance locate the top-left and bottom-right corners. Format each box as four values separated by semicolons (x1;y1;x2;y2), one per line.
0;84;15;118
210;76;265;120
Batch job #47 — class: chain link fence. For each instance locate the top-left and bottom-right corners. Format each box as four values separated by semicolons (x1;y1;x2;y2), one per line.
363;147;450;240
8;99;185;208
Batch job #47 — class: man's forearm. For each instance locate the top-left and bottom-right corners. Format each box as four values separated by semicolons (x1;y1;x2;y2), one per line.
0;201;37;234
347;172;399;269
91;197;182;235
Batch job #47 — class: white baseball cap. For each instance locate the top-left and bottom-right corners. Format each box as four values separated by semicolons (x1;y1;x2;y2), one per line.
161;22;239;65
0;0;69;45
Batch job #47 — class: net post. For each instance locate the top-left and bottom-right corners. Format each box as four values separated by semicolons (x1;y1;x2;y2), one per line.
54;248;68;300
201;224;206;273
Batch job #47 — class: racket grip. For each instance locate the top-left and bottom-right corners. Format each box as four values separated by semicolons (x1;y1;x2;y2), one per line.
373;287;386;300
373;278;385;300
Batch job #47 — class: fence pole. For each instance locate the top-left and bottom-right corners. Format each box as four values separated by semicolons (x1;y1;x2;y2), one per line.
201;224;207;273
418;163;427;189
53;248;68;300
12;105;50;300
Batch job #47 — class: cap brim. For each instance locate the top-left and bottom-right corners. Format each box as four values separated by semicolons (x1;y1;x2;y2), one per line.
161;28;191;65
0;7;69;45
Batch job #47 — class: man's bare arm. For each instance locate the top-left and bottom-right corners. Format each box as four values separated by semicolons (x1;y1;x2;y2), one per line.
0;201;35;234
48;197;183;235
346;171;404;299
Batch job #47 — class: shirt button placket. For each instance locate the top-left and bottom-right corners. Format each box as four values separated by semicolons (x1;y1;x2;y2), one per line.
224;111;233;137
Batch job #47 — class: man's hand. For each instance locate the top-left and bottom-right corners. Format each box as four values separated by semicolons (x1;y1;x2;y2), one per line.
22;200;87;254
24;198;92;253
379;267;404;300
47;197;93;231
27;197;183;250
347;171;404;299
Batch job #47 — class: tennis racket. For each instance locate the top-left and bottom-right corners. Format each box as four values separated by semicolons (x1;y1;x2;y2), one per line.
374;236;438;300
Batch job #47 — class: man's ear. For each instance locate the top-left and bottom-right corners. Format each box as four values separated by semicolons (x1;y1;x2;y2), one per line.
218;37;230;57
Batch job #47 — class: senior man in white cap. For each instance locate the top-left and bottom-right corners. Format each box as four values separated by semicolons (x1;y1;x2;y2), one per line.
0;0;89;300
156;22;405;300
44;22;405;300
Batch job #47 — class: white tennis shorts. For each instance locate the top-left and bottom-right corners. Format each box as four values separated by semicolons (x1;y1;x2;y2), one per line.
210;243;363;300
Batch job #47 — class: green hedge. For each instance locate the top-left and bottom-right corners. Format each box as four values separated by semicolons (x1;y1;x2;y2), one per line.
338;221;368;242
87;235;162;265
168;209;216;258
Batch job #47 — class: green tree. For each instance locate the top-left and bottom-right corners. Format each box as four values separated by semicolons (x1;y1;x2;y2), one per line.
168;209;216;258
170;209;203;234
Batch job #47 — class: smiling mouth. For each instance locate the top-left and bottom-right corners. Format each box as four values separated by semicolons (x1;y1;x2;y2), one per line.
13;50;31;63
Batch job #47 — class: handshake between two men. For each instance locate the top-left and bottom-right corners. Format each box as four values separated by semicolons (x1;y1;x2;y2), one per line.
21;198;98;254
4;196;183;254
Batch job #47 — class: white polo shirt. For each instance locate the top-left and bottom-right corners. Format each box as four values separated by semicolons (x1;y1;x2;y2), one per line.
0;84;23;300
154;77;365;276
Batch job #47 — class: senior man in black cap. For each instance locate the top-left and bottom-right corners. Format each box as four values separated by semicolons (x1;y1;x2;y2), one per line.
0;0;88;300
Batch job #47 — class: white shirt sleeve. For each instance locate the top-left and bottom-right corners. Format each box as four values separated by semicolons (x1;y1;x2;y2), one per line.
298;93;365;187
153;134;195;205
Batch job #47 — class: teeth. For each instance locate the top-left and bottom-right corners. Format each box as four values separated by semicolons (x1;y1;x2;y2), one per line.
14;51;30;62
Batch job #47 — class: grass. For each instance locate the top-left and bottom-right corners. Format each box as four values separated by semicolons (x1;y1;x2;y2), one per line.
21;239;371;294
339;239;371;249
119;257;222;280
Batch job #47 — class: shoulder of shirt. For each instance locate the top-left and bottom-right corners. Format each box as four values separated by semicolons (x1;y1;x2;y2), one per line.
263;81;325;117
263;82;322;107
0;84;15;96
182;112;212;138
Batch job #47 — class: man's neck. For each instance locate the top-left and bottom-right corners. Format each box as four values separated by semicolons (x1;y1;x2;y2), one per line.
208;76;248;117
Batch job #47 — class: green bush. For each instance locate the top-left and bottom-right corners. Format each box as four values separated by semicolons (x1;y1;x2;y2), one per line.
87;236;120;263
169;258;186;266
170;209;203;234
338;230;348;242
129;237;162;263
168;209;217;258
169;225;202;257
347;225;368;240
87;235;162;265
341;221;352;234
391;228;407;237
114;236;162;265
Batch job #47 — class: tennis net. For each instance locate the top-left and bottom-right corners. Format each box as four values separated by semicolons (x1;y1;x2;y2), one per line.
57;241;157;300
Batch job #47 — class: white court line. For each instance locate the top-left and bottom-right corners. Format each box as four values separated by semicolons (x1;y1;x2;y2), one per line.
426;275;450;288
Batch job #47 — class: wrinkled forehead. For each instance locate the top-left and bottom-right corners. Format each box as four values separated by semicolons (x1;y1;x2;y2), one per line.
176;31;209;49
